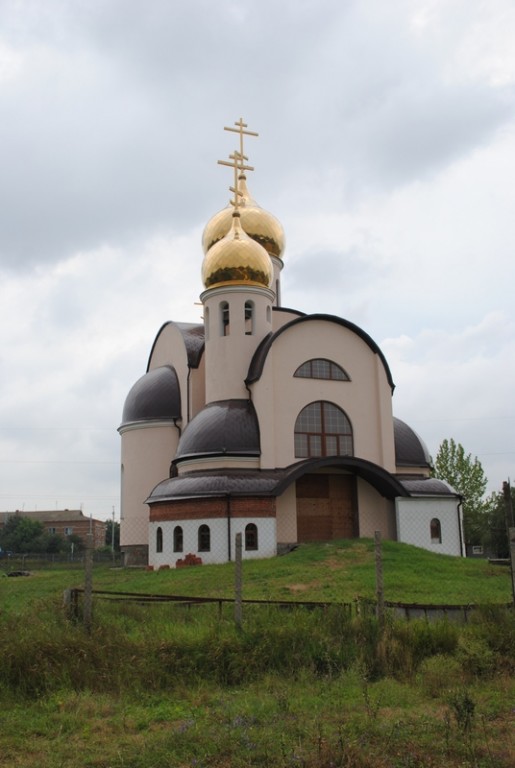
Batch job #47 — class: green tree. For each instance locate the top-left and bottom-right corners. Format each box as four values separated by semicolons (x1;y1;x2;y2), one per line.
433;438;488;547
0;515;46;553
482;485;514;558
105;519;120;551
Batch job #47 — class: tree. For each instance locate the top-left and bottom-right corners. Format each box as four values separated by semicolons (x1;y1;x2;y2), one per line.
105;519;120;551
433;438;488;547
0;515;47;553
482;484;514;558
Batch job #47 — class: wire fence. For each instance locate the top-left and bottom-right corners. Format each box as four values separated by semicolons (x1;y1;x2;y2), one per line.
58;529;515;631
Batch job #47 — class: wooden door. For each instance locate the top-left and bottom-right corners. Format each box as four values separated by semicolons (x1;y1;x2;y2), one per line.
296;473;356;542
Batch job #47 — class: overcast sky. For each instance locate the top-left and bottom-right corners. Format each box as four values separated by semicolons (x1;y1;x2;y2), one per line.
1;0;514;521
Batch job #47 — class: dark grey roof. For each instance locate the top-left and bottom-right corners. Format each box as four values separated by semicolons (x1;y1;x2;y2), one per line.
393;418;432;468
147;321;205;371
246;314;395;392
175;399;260;461
148;469;283;502
399;478;460;497
147;456;411;504
120;365;181;426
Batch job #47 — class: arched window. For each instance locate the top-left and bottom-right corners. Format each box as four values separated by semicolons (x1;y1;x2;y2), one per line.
244;301;254;335
198;524;211;552
156;526;163;553
266;305;272;324
173;525;183;553
294;401;353;458
294;359;349;381
430;518;442;544
220;301;230;336
204;306;210;341
245;523;258;551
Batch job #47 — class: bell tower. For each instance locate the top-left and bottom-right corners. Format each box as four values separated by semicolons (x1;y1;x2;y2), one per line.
200;121;276;403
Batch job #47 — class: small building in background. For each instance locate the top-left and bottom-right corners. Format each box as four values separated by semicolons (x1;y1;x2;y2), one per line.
0;509;106;549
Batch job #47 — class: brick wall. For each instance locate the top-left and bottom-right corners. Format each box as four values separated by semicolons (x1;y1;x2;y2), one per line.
149;496;276;522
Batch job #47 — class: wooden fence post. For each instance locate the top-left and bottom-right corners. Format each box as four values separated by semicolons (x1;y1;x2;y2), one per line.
234;532;243;630
509;527;515;608
375;531;385;626
83;532;94;633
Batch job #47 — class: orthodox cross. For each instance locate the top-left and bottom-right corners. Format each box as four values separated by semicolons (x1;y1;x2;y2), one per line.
224;117;258;167
217;151;254;211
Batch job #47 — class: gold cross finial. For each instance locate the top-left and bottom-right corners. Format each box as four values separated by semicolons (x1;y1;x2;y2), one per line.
217;151;254;211
224;117;259;167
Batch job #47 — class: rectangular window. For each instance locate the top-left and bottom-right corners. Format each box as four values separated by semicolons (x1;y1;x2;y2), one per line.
48;527;56;535
64;527;73;536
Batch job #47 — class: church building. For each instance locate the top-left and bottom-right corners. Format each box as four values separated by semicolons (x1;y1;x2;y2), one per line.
119;120;463;567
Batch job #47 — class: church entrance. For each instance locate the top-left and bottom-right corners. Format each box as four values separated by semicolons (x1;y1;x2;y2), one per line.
296;473;357;542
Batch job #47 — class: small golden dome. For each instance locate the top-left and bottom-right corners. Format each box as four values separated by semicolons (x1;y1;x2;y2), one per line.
202;176;285;259
201;213;273;290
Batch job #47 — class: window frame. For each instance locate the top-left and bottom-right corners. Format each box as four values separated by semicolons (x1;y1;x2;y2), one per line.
294;358;350;381
244;523;258;551
198;524;211;552
430;518;442;544
173;525;183;553
156;526;163;553
294;401;353;458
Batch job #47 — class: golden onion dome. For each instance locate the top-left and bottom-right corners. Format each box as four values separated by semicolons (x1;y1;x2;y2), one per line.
201;213;273;290
202;175;285;259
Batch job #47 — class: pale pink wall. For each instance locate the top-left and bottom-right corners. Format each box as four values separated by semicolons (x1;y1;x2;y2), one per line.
201;285;274;403
120;424;179;547
252;319;396;470
357;480;396;539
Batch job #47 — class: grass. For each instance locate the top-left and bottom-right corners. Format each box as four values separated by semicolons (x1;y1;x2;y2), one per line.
0;540;513;767
1;539;512;609
0;671;513;767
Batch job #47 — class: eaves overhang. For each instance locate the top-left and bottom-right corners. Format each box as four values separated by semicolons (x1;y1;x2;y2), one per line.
146;456;410;505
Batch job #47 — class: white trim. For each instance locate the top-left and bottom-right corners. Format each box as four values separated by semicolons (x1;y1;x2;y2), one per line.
118;420;177;435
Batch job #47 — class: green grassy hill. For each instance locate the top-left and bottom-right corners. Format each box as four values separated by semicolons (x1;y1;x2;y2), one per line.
1;538;511;609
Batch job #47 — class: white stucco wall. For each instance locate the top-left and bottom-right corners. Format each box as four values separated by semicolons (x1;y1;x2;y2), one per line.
395;497;463;556
149;517;276;568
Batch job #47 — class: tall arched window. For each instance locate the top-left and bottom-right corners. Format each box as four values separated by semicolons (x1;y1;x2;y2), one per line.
220;301;230;336
156;526;163;553
173;525;183;553
244;301;254;335
294;401;353;458
198;524;211;552
430;518;442;544
245;523;258;551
